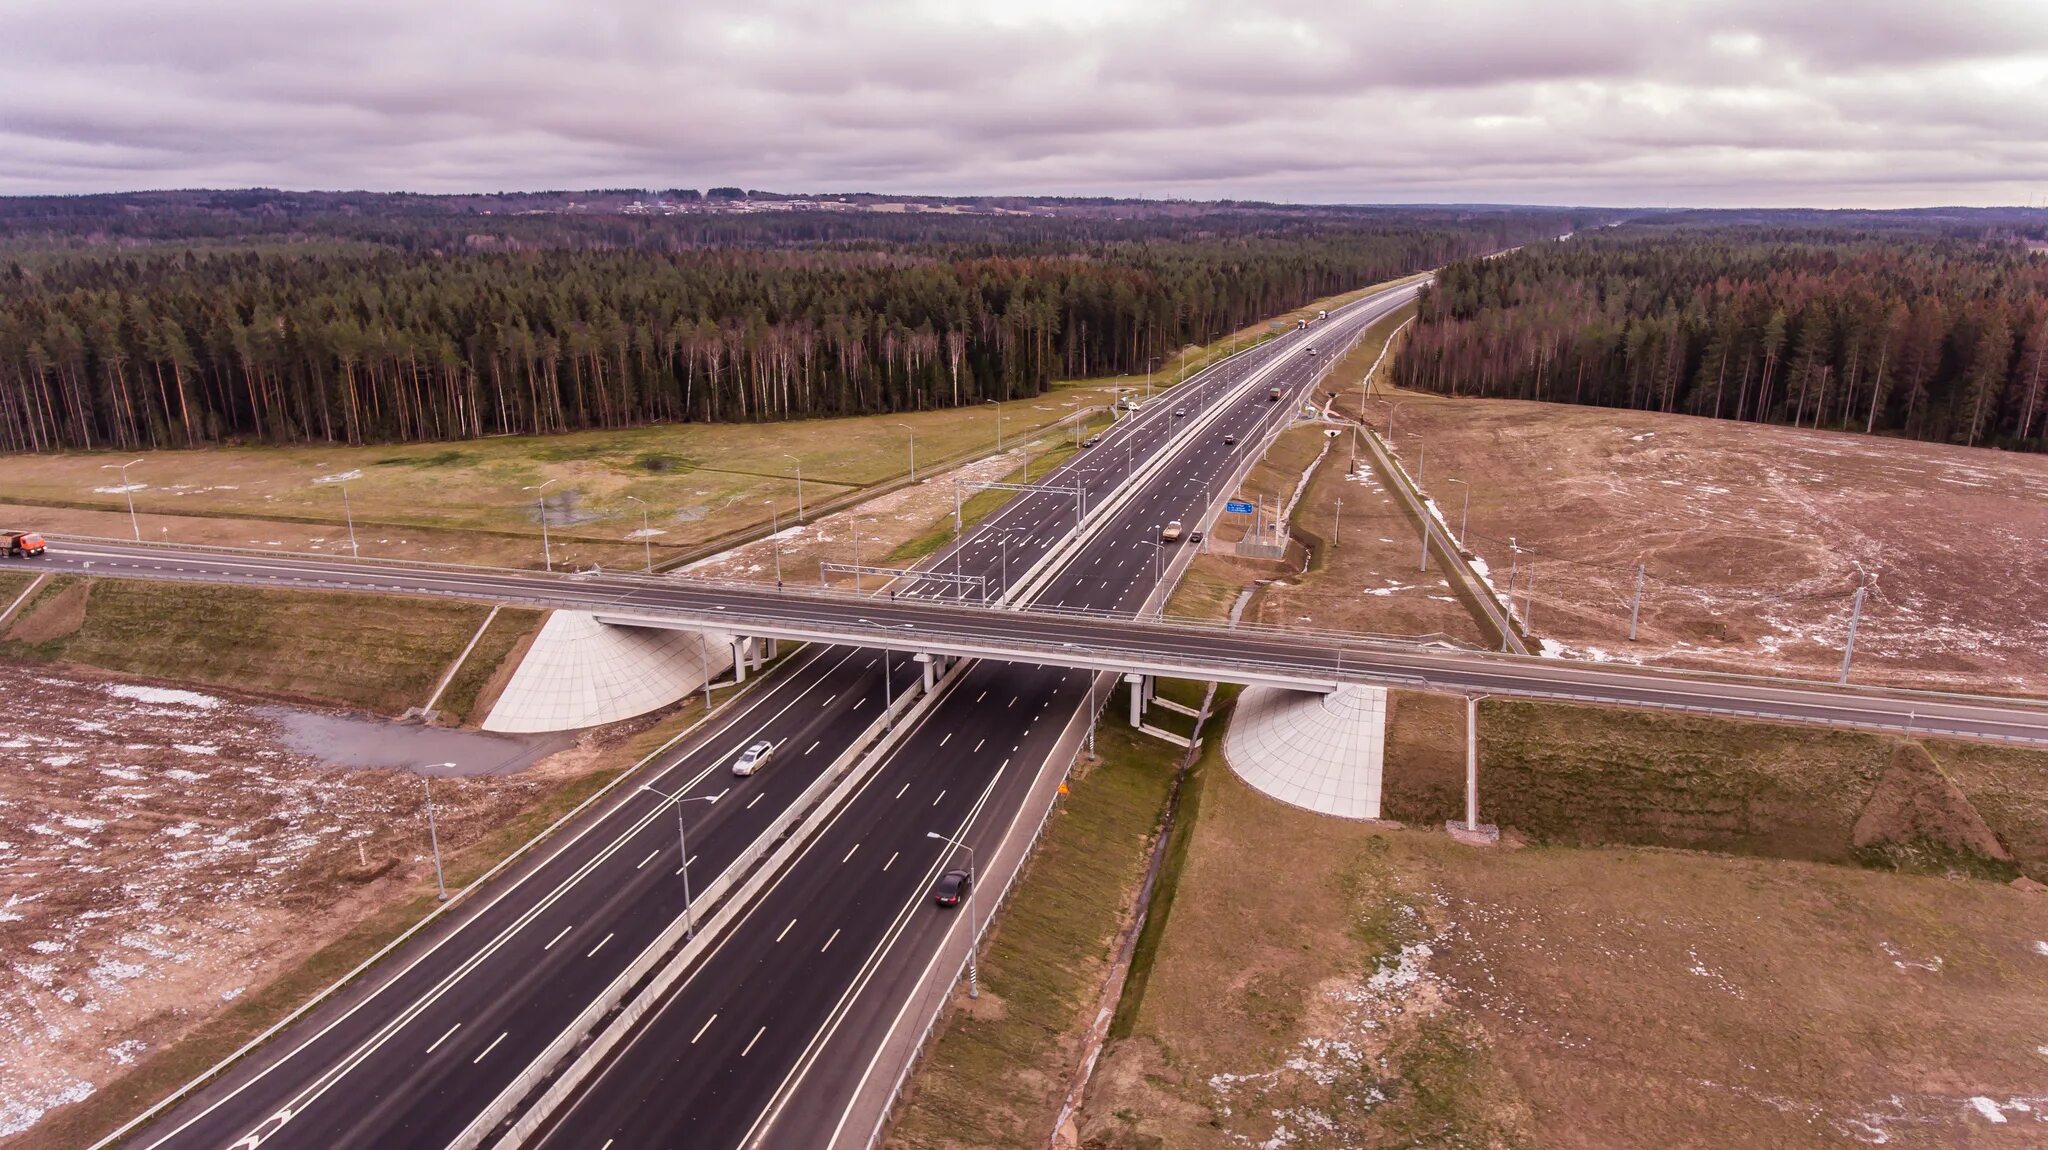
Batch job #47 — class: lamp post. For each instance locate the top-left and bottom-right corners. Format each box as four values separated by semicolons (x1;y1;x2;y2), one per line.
421;765;456;901
767;503;783;588
100;459;145;541
522;479;558;572
895;423;917;482
337;483;359;558
925;830;980;998
641;784;720;939
624;495;652;572
781;454;805;523
1386;401;1407;443
1444;478;1470;543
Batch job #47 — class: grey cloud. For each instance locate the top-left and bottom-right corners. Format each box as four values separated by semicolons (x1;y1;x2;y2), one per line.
4;0;2048;206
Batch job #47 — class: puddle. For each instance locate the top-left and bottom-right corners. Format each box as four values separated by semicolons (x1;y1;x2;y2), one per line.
256;708;574;775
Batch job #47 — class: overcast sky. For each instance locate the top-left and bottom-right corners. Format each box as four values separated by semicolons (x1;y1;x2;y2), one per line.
5;0;2047;207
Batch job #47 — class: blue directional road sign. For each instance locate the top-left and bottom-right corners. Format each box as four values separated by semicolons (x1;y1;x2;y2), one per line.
1225;500;1255;514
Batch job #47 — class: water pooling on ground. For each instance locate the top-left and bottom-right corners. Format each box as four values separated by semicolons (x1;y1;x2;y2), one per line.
257;707;575;775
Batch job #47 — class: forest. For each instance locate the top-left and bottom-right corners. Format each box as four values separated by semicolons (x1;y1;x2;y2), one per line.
0;195;1582;452
1393;220;2048;452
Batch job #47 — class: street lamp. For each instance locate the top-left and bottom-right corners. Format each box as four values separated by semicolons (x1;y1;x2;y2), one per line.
422;765;456;901
766;501;784;588
100;458;145;541
1385;401;1407;443
1142;533;1164;582
624;495;652;573
642;784;721;939
333;482;360;558
781;454;805;523
1444;478;1470;543
522;479;558;572
925;830;981;999
895;422;917;482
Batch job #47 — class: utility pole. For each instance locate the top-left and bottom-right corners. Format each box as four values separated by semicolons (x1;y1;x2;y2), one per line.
523;479;558;572
102;458;145;541
1417;505;1430;572
1628;560;1646;641
1333;497;1342;549
896;423;917;482
339;483;359;558
422;774;448;902
625;495;652;572
1839;578;1869;685
925;832;980;998
1445;478;1469;543
768;504;783;588
1523;562;1537;632
782;454;805;523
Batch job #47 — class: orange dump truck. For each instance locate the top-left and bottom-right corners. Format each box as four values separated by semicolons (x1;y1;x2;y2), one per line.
3;531;47;557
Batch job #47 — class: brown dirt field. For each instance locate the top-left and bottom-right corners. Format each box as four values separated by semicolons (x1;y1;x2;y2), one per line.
0;664;552;1140
1339;389;2048;692
1080;766;2048;1150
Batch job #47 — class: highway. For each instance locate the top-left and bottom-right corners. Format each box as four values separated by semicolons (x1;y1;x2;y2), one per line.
516;280;1404;1150
86;279;1408;1148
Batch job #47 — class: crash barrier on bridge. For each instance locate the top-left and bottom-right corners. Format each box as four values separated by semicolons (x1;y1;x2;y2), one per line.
482;610;736;733
81;648;790;1150
1225;684;1389;819
475;653;974;1150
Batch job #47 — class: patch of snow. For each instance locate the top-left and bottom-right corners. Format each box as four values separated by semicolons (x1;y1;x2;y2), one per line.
311;469;363;484
1968;1096;2008;1123
2031;940;2048;956
0;1078;95;1137
173;743;221;756
1538;637;1568;658
104;684;220;710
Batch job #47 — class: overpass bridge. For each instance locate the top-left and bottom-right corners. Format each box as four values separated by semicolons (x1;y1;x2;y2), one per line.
37;537;2048;747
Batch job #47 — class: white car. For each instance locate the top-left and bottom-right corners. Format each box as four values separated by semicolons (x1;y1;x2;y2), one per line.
730;739;776;776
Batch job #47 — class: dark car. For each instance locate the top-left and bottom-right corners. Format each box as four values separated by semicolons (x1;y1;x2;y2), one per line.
1223;434;1237;445
933;869;973;907
1189;531;1205;544
1173;407;1187;417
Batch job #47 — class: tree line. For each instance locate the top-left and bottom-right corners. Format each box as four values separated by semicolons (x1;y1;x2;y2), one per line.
0;205;1578;452
1393;225;2048;452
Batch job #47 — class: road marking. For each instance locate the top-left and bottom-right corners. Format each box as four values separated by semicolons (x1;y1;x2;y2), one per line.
821;929;841;953
636;849;659;870
821;694;836;707
939;732;951;746
692;1014;718;1044
806;740;821;755
747;792;764;809
743;1027;766;1057
895;782;909;799
932;789;947;805
976;690;987;702
587;932;615;958
777;918;797;942
843;843;860;863
1008;695;1018;708
855;697;867;709
883;851;898;871
472;1031;507;1064
974;738;985;752
425;1023;460;1054
542;925;572;950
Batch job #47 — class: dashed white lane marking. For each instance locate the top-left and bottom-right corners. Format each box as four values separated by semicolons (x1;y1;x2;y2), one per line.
777;918;797;942
940;732;952;746
806;740;821;755
747;792;764;809
587;932;614;958
821;929;841;953
743;1027;766;1056
636;849;659;870
692;1014;717;1044
425;1023;461;1054
974;738;985;752
895;783;909;799
843;843;860;863
932;789;947;806
472;1030;507;1064
854;697;867;709
883;851;898;871
543;925;571;950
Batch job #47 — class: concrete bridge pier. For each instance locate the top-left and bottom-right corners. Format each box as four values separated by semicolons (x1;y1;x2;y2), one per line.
1124;672;1147;727
916;652;937;691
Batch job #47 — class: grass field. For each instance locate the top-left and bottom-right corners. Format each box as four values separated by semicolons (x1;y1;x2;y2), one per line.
0;576;497;714
1079;767;2048;1150
0;391;1115;570
434;607;546;725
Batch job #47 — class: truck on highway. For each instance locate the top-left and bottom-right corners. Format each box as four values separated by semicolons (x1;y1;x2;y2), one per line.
2;530;46;557
1160;520;1184;543
1268;386;1283;402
